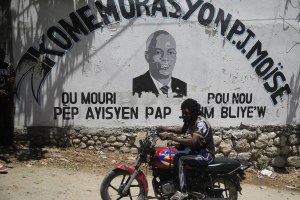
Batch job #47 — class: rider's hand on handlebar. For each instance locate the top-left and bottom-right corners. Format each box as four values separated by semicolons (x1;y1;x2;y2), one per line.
156;126;164;137
158;126;168;132
159;133;174;141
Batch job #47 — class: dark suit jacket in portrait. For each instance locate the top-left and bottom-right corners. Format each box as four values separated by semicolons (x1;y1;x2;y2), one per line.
133;71;187;98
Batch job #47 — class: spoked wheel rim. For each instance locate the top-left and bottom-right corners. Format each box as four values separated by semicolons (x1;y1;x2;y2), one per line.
211;178;238;200
101;170;146;200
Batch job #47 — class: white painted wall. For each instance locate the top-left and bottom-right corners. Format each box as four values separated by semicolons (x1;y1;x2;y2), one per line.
11;0;300;128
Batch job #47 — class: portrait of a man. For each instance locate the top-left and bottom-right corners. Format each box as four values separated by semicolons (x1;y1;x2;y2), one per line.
132;30;187;98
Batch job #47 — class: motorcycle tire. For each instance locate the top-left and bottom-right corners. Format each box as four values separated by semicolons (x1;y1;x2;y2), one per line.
212;178;238;200
100;170;147;200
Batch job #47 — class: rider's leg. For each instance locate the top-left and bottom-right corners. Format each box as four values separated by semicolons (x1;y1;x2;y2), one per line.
177;152;214;192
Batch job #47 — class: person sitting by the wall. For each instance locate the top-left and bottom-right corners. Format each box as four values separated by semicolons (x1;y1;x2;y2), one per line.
0;48;15;147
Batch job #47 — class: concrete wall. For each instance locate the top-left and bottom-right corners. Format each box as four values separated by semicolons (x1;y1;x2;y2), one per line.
11;0;300;128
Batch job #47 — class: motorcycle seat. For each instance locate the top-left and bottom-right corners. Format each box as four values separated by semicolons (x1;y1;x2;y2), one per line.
205;157;241;174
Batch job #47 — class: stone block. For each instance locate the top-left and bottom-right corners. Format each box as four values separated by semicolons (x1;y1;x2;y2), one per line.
213;136;222;146
130;148;139;154
99;137;107;143
265;146;280;157
292;146;300;154
219;141;232;155
80;128;89;135
267;140;273;147
117;135;127;142
125;143;131;147
238;153;251;160
111;142;124;148
271;156;286;168
92;136;98;141
74;127;83;132
268;132;277;139
107;136;117;143
102;143;110;147
289;134;299;145
67;129;76;136
108;147;116;152
214;131;221;136
79;142;87;149
258;134;268;143
273;137;280;146
120;146;130;153
255;141;267;149
247;131;257;140
87;140;95;146
231;130;245;139
72;139;81;144
222;130;232;139
251;149;262;160
228;150;237;159
287;156;300;168
257;156;271;169
215;153;224;158
235;139;250;152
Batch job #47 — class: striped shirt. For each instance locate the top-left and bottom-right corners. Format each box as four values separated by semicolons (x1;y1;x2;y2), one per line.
187;117;215;154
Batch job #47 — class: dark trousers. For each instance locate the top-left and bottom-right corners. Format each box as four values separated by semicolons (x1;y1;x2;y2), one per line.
174;149;214;193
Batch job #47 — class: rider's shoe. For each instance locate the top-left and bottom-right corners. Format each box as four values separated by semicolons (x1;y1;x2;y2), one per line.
170;191;188;200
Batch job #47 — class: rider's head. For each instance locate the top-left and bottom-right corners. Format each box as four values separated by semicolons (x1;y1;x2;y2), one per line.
181;98;203;124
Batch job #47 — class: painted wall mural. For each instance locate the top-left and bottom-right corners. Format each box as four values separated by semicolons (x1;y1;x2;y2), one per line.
133;30;187;98
11;0;300;128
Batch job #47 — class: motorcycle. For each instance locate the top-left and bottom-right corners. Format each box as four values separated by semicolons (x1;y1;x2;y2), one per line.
100;129;252;199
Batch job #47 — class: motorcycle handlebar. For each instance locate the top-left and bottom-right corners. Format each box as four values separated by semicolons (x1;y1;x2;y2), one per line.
153;128;162;138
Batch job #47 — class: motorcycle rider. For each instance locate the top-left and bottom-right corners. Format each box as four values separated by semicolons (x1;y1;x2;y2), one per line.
160;98;215;200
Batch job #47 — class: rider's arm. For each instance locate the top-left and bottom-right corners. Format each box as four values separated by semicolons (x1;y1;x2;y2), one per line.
167;133;202;147
160;123;188;134
160;127;182;134
164;120;208;146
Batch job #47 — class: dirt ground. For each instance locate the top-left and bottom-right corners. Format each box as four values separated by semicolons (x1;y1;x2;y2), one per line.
1;146;300;200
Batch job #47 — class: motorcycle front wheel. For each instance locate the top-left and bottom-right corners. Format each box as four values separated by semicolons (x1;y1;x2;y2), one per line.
100;170;147;200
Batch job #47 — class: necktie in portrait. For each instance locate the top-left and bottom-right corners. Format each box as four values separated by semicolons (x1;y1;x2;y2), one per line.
160;85;169;97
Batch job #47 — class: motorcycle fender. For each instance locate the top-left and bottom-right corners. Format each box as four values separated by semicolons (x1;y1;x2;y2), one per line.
114;164;149;194
230;175;242;194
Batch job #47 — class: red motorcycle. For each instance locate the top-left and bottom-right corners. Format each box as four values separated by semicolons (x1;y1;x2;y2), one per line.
100;129;251;199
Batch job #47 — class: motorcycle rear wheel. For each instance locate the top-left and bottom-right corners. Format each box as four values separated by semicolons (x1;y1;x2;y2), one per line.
211;178;238;200
100;170;147;200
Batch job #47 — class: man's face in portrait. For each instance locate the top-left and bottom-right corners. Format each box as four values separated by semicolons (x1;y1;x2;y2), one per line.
146;34;177;79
